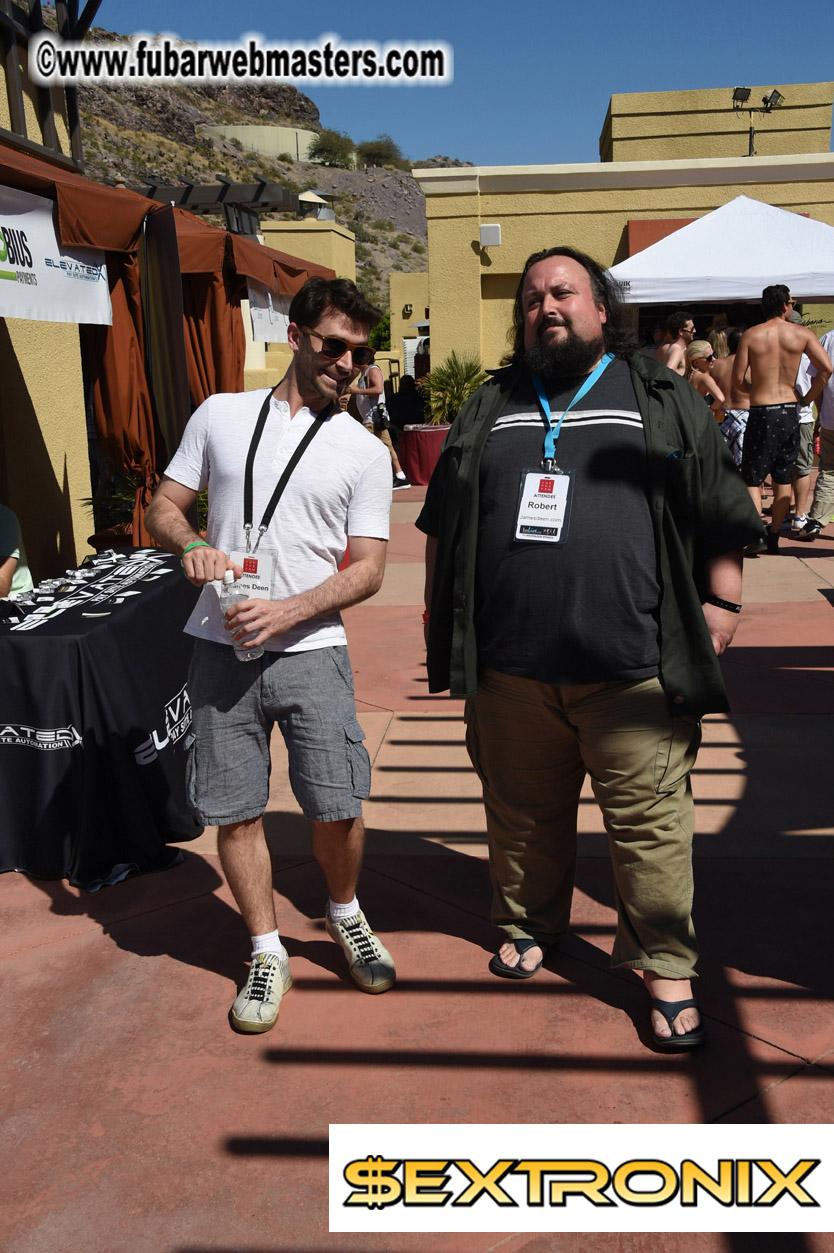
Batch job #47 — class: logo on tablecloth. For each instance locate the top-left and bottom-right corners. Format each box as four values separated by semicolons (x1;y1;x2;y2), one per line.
0;723;82;750
134;684;192;765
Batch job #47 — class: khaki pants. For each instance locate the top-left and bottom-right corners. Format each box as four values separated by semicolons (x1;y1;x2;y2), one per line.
808;427;834;525
363;420;394;455
466;669;701;978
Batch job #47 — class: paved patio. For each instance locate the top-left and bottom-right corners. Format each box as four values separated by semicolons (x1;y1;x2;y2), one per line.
2;486;833;1252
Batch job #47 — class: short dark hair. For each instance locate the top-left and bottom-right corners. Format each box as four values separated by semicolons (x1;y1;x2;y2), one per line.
504;246;637;365
288;277;382;334
727;327;743;354
762;284;791;318
667;311;694;338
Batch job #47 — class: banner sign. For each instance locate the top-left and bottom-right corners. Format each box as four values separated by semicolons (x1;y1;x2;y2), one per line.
0;184;111;325
330;1124;832;1235
247;279;290;343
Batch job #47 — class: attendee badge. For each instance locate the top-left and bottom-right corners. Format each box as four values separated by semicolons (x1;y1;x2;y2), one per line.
229;550;276;599
514;470;574;544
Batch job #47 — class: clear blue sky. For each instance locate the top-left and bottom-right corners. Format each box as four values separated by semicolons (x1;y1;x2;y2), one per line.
97;0;833;166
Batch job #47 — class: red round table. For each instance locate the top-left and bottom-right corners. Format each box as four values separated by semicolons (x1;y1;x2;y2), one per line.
398;423;450;486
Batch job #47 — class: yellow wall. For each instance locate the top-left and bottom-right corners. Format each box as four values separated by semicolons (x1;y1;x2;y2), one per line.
415;155;834;368
0;47;72;154
600;83;834;162
0;318;90;579
260;221;357;377
261;220;356;281
389;271;429;358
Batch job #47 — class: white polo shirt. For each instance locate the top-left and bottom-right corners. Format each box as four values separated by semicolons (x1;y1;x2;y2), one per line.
165;389;391;652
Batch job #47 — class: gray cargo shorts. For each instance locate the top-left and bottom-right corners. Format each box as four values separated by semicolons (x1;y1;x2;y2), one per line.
185;639;370;826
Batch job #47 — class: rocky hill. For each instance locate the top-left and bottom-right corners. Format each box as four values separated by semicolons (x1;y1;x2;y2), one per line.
73;22;466;305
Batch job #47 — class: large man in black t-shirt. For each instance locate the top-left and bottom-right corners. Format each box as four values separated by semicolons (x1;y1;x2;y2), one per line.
417;247;763;1051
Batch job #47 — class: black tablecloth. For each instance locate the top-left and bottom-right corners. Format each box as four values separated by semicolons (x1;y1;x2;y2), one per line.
0;551;203;888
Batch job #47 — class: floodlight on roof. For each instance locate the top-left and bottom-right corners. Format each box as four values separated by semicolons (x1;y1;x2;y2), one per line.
732;86;751;107
762;89;785;111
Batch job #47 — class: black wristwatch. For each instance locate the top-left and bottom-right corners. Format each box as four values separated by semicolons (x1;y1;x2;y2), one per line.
703;594;742;614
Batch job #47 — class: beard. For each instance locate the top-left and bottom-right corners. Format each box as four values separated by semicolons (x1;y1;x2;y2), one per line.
523;328;605;382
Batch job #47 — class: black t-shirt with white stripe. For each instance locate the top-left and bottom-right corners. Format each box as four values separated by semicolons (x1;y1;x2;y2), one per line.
475;357;660;685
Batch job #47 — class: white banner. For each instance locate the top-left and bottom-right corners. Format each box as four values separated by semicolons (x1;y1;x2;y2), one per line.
247;279;290;343
0;184;111;324
330;1123;832;1234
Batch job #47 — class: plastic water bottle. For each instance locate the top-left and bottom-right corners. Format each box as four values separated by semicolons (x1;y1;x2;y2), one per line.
219;570;264;662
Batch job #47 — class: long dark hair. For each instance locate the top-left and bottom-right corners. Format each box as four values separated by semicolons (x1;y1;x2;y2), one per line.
503;246;637;366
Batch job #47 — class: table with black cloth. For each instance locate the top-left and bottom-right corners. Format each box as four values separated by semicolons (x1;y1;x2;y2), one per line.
0;550;203;889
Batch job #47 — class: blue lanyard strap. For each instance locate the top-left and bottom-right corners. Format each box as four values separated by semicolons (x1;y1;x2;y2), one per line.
533;353;614;467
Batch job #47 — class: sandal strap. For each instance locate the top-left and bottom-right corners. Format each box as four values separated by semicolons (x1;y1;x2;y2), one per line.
514;938;543;955
650;996;698;1024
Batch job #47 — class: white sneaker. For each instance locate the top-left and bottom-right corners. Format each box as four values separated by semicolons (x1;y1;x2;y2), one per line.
792;514;808;532
230;950;292;1033
325;906;395;993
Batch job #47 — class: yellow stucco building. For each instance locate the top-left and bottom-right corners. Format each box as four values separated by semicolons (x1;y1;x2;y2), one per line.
0;68;90;577
389;271;429;376
413;82;834;370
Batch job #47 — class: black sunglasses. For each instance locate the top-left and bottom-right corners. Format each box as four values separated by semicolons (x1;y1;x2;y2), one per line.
301;326;375;366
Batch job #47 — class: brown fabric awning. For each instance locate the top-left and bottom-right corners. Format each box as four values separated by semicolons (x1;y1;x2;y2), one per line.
172;207;335;292
80;253;160;547
1;143;337;545
171;208;336;402
0;141;155;251
230;233;334;293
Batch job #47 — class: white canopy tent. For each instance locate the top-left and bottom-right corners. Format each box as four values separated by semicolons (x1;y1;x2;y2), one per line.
608;195;834;304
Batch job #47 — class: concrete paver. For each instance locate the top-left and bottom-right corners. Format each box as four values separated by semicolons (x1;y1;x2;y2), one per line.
2;486;833;1251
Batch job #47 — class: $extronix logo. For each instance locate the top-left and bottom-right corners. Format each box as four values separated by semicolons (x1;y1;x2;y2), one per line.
343;1156;820;1209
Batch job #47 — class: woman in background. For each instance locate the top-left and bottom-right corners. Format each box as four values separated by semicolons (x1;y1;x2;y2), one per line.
685;340;725;415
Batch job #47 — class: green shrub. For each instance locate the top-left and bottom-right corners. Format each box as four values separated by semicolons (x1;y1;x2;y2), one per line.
369;313;390;351
422;351;488;425
307;128;355;168
356;134;408;169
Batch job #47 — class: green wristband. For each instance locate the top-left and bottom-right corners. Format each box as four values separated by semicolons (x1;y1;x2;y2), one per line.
180;540;210;558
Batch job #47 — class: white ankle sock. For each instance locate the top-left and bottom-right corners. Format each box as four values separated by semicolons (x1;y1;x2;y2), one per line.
251;928;282;957
329;896;359;921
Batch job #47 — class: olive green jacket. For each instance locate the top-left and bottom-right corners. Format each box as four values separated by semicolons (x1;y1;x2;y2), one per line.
415;353;764;714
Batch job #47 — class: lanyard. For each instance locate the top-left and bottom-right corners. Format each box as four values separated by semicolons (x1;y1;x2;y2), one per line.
533;353;614;470
243;389;335;553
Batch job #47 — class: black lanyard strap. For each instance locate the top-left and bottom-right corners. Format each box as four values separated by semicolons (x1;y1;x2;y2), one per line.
243;391;334;552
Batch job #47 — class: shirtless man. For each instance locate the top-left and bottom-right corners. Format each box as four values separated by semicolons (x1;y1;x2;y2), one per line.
656;311;695;376
733;286;831;552
712;328;750;467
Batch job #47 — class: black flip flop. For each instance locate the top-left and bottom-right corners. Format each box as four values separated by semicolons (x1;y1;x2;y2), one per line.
650;996;707;1050
489;938;545;980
